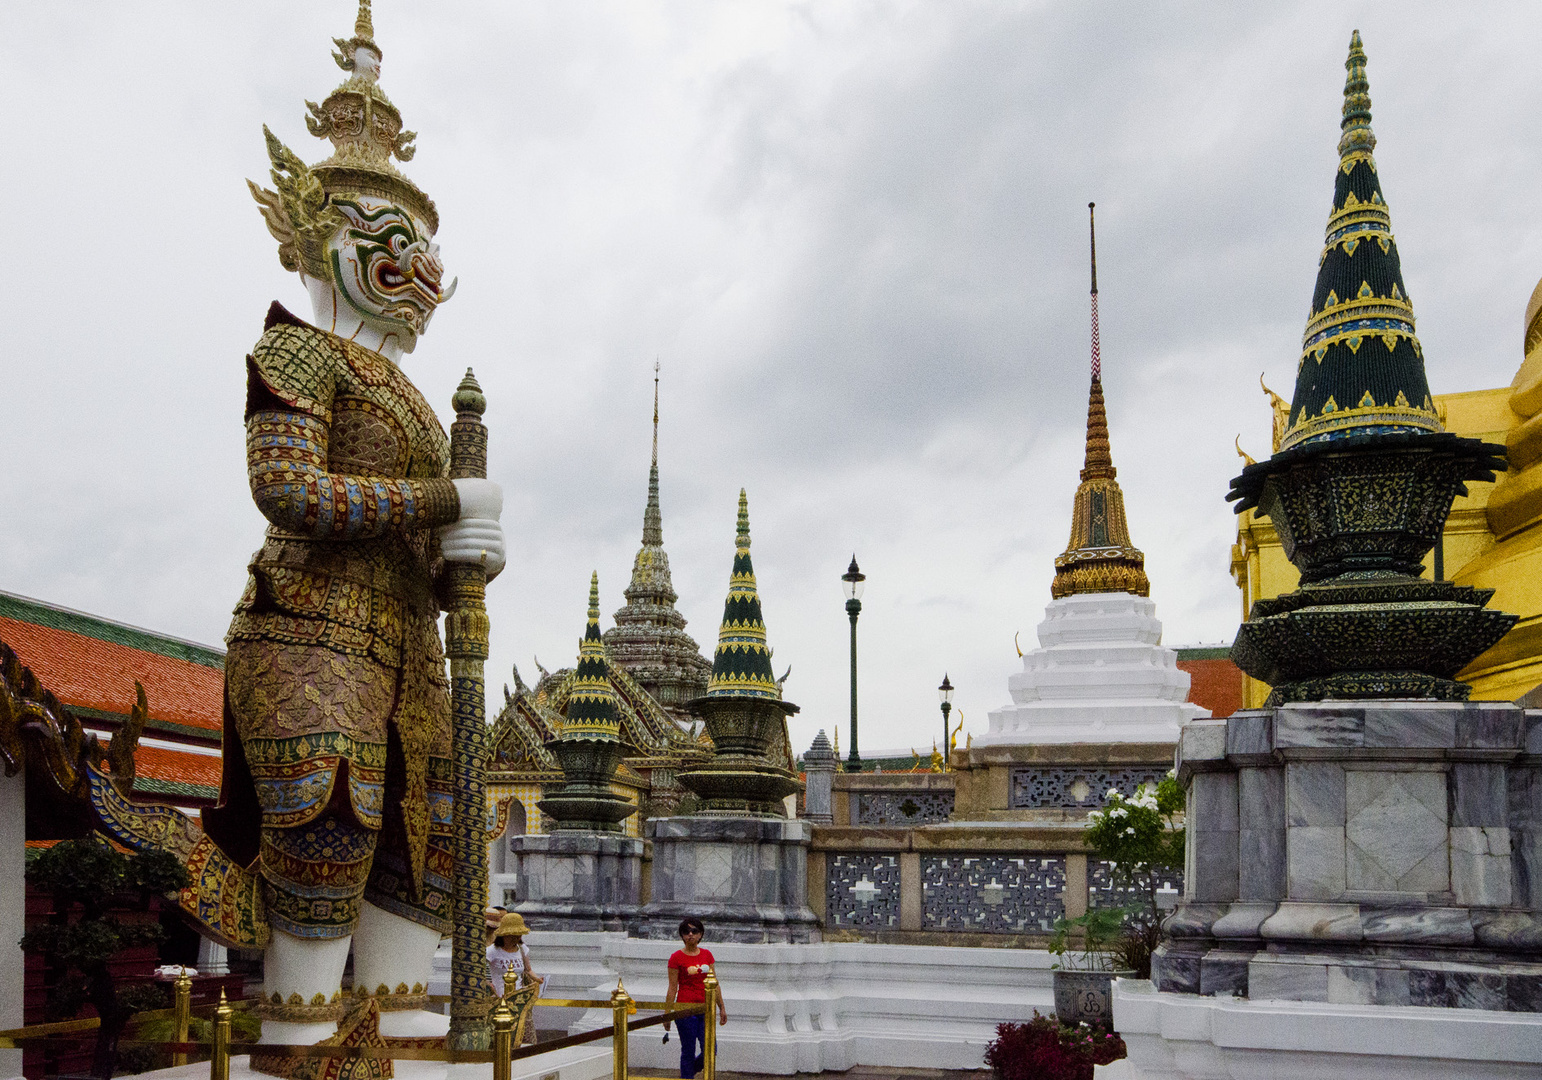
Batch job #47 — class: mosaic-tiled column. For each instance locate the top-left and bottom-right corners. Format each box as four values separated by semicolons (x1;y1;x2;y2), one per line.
445;371;491;1050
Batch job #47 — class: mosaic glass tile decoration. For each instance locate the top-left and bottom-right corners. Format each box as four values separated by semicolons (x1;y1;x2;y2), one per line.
921;854;1066;933
1009;766;1171;810
826;853;902;928
856;790;955;825
1088;859;1184;915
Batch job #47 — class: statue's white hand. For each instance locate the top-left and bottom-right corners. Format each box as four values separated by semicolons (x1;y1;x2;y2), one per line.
452;478;503;521
440;519;506;577
442;479;506;577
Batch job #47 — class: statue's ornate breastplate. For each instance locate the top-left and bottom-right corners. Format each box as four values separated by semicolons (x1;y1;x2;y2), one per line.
229;310;453;668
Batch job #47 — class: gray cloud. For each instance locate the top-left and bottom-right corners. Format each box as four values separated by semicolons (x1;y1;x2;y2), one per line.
2;2;1540;758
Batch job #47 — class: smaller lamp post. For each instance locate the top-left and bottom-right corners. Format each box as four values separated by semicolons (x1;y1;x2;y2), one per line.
938;673;954;764
842;556;866;772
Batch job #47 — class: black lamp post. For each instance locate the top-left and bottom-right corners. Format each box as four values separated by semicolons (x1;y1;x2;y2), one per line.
938;673;954;764
842;556;865;772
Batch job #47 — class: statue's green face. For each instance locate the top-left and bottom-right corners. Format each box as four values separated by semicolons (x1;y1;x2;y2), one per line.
325;195;451;348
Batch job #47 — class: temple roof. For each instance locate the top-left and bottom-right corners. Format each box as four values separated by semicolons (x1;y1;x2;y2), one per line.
601;367;712;714
0;591;224;812
1281;30;1441;450
705;490;782;699
1051;204;1150;600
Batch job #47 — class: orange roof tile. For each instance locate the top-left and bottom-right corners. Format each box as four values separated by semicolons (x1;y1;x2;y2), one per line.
0;616;222;735
129;744;222;799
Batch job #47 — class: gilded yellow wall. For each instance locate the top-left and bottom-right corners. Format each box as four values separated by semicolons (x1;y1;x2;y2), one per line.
1230;386;1526;707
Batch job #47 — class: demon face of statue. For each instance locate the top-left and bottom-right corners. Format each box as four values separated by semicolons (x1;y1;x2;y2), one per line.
318;195;455;352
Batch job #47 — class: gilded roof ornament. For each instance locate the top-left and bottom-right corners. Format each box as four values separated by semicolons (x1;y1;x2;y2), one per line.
1050;203;1150;600
1279;30;1440;450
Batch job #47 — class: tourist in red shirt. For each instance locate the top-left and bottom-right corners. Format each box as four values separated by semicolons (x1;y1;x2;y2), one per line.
663;917;727;1078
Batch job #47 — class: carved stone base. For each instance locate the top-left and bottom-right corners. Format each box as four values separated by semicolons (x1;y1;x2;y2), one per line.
508;831;643;931
1158;702;1542;1012
636;816;820;943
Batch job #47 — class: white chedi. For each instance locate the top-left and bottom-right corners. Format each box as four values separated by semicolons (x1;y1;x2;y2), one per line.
977;591;1208;747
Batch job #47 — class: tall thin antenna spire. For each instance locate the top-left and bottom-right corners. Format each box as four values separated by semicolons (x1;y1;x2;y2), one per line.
1089;202;1101;383
642;363;663;546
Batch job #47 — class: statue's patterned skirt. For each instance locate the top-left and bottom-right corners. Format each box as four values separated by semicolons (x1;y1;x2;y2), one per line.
224;625;454;939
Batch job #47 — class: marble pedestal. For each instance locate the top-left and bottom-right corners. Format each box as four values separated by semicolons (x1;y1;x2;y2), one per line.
509;832;643;932
635;816;820;943
1153;701;1542;1011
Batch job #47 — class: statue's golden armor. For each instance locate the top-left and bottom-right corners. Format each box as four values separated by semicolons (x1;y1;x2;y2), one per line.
203;302;460;941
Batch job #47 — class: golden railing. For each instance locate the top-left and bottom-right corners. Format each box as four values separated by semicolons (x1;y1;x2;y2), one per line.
0;970;720;1080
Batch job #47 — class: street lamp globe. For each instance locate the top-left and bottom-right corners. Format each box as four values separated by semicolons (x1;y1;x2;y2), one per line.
842;557;866;601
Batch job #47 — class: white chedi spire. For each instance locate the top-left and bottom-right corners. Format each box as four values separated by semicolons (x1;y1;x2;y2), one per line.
976;592;1209;747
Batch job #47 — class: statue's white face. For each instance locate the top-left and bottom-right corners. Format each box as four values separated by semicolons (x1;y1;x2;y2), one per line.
317;195;451;354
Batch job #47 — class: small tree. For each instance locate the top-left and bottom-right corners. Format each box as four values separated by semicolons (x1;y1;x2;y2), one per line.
21;839;190;1079
1080;773;1185;976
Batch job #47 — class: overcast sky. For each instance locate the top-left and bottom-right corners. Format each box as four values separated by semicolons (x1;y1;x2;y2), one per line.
4;2;1542;758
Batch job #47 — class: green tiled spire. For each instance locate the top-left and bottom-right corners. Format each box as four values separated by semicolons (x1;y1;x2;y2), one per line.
1281;29;1442;451
562;572;620;740
706;490;779;699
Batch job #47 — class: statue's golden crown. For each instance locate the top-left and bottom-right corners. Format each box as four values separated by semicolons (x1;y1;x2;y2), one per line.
249;1;439;276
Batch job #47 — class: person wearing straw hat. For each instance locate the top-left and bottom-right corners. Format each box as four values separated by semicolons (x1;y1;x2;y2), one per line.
486;912;544;998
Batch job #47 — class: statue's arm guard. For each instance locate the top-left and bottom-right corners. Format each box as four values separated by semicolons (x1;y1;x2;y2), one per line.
245;324;460;540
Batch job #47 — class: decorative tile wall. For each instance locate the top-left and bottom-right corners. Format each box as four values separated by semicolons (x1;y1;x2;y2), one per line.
921;854;1066;933
1010;766;1170;810
1088;859;1184;915
826;853;902;928
856;790;955;825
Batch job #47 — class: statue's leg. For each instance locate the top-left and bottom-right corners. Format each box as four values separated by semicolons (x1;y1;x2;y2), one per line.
260;931;354;1045
353;901;449;1037
351;620;458;1037
354;767;456;1038
254;811;379;1048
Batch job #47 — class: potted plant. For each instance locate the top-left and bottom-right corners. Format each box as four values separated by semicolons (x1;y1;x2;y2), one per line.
21;838;190;1080
984;1011;1127;1080
1084;774;1185;979
1048;774;1185;1025
1047;905;1129;1025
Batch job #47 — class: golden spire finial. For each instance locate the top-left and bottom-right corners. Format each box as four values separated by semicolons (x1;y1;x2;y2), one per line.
356;0;375;42
1050;207;1150;600
1338;29;1375;159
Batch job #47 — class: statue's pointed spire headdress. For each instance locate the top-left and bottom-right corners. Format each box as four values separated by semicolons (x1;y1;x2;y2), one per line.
248;0;439;277
706;490;780;698
1279;30;1440;450
562;573;620;740
1050;204;1151;599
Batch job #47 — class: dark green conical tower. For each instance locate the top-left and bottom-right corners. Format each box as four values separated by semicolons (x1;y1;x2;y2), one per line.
678;490;800;816
705;489;780;700
1282;30;1441;449
563;572;621;740
538;573;633;831
1227;31;1513;705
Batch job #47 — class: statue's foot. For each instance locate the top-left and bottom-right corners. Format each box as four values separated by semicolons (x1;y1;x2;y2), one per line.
379;1009;450;1039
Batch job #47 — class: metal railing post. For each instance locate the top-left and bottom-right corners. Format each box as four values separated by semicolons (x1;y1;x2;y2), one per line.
172;969;193;1068
209;990;230;1080
491;997;515;1080
702;973;719;1080
610;981;633;1080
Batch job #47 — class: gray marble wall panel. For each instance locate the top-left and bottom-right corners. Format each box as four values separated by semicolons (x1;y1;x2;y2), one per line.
1238;768;1285;900
1286;763;1344;827
1189;773;1239;902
